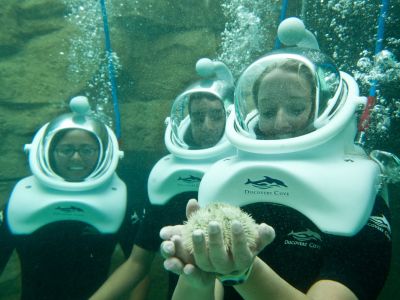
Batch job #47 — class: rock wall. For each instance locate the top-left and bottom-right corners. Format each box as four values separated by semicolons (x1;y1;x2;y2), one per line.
0;0;225;202
0;1;399;299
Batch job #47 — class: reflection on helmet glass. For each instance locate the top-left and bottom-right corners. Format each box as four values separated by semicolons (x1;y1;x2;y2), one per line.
235;48;345;141
185;93;226;149
169;58;234;152
30;96;119;189
49;129;100;182
254;61;314;139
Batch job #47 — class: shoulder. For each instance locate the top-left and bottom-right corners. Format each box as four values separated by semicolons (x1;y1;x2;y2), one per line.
319;196;392;300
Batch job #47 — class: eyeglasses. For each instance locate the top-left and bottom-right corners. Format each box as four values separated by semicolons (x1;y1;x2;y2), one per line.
190;109;225;124
55;146;99;158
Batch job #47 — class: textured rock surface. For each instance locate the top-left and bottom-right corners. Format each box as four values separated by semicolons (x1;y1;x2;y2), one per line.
0;1;224;298
0;0;224;187
0;1;399;299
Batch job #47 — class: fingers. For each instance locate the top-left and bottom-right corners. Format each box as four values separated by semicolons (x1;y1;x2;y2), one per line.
192;222;231;273
186;198;200;219
161;201;276;281
192;221;251;275
164;257;185;275
192;229;213;271
159;224;184;240
160;240;175;259
207;222;231;273
172;234;193;264
255;223;275;253
161;234;193;269
231;220;254;271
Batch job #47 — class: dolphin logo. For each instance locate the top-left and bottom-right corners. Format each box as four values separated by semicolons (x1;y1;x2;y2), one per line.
55;206;84;213
368;215;391;233
245;176;288;189
130;211;141;225
288;229;322;242
178;175;201;183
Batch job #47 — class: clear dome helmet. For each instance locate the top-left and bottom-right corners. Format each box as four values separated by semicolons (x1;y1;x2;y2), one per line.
165;58;235;159
230;47;366;155
25;96;124;191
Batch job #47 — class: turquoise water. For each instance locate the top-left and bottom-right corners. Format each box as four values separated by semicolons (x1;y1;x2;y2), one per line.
0;0;399;299
63;0;400;152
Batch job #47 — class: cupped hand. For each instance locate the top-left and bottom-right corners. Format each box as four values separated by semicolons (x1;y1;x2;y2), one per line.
160;199;275;280
159;198;201;274
191;219;275;276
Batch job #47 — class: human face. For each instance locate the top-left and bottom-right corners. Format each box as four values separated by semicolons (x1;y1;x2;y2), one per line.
257;69;313;139
190;97;226;148
52;129;100;182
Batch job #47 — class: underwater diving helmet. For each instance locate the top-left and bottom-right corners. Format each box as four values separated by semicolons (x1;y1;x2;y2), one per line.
165;58;235;159
196;19;387;236
197;48;385;236
229;47;366;155
148;58;236;205
25;96;123;191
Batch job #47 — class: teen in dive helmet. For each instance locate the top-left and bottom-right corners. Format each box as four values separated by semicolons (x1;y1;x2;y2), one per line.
26;96;123;191
230;47;356;155
199;20;384;236
8;96;125;234
165;58;235;159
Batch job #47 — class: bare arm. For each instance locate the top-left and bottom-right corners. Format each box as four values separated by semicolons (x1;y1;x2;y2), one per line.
168;256;357;300
161;200;358;300
234;257;358;300
169;263;224;300
172;270;216;300
90;245;155;300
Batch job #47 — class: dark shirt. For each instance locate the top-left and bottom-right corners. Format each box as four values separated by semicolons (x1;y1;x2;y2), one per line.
135;191;197;299
223;196;392;300
0;201;140;300
135;192;391;300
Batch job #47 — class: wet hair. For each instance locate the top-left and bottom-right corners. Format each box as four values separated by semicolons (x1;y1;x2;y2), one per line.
252;59;316;108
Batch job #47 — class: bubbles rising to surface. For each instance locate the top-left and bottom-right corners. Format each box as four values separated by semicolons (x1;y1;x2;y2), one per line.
63;0;122;128
217;0;280;78
354;49;400;147
304;0;400;151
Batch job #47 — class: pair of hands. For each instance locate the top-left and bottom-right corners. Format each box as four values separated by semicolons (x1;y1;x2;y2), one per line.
159;199;276;287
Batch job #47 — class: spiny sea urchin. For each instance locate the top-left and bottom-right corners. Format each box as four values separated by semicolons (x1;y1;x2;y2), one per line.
182;203;258;253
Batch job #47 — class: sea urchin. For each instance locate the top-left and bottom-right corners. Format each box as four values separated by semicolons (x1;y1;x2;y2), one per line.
182;203;258;253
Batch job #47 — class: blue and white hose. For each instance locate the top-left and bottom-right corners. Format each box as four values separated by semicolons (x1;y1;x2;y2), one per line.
274;0;289;49
99;0;121;140
369;0;390;98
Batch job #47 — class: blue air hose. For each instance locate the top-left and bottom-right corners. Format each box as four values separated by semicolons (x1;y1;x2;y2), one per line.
99;0;121;140
357;0;390;141
369;0;389;97
274;0;289;49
